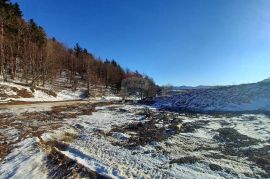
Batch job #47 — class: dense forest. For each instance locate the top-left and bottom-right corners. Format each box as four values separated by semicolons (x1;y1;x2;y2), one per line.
0;0;156;97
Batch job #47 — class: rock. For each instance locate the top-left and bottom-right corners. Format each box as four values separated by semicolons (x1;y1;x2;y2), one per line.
209;164;223;171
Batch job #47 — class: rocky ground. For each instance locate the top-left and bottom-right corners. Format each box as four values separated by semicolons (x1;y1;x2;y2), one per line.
0;101;269;178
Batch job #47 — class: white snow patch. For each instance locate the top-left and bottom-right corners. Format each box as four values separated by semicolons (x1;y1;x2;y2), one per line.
0;138;48;179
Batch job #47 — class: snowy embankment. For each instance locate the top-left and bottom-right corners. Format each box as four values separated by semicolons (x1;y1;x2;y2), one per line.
0;81;121;103
0;81;84;103
154;81;270;112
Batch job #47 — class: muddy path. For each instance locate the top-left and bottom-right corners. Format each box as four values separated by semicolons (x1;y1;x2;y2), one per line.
0;100;93;109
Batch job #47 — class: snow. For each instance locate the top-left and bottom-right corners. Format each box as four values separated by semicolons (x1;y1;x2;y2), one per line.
101;96;122;101
71;104;141;133
0;127;20;144
154;81;270;112
111;132;130;141
0;80;125;105
233;114;270;141
57;89;85;100
0;81;87;103
1;100;269;178
0;81;28;90
0;104;52;115
59;146;125;179
0;138;48;179
57;105;269;178
17;89;86;102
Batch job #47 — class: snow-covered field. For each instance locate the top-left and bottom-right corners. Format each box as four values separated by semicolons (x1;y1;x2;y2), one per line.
154;81;270;112
0;102;269;178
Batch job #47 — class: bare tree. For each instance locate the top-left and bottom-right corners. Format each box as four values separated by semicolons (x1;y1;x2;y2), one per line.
121;76;156;100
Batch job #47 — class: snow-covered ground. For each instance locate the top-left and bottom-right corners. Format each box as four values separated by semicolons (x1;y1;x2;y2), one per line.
1;102;269;178
0;81;83;102
0;81;121;103
154;81;270;112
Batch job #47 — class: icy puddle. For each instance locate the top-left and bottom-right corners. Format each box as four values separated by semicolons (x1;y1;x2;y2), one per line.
0;103;269;178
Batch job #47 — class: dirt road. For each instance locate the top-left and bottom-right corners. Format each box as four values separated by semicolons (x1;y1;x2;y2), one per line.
0;100;98;109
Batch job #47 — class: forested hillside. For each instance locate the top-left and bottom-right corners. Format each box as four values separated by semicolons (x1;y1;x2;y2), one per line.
0;0;155;95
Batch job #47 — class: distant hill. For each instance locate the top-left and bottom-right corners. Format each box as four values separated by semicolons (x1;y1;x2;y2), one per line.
154;80;270;112
173;85;213;90
260;77;270;83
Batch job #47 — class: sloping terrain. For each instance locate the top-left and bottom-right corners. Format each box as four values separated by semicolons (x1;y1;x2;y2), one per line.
0;81;86;103
261;77;270;83
154;81;270;112
0;81;121;104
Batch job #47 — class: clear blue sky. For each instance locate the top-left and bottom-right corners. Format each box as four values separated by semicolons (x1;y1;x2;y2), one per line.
12;0;270;86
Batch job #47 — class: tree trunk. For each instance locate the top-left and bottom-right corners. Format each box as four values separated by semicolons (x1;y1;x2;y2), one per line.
0;18;7;81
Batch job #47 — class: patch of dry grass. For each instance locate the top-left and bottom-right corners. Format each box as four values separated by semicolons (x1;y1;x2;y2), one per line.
109;109;183;147
0;102;95;161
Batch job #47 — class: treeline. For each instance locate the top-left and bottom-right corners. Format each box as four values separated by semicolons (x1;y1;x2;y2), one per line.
0;0;157;96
